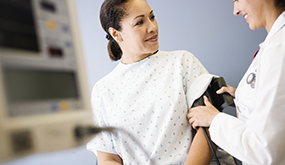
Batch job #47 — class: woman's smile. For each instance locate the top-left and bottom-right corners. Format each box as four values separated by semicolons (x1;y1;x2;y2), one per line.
145;34;158;42
243;13;249;22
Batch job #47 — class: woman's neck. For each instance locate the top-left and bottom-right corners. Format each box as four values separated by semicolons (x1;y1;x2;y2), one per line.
122;51;157;64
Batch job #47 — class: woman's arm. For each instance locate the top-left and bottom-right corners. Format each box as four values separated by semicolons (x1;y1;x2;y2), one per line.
97;151;123;165
184;127;216;165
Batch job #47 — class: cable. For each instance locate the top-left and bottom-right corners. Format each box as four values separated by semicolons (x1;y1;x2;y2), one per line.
202;127;221;165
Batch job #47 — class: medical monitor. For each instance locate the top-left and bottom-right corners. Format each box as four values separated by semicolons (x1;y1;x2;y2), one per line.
0;0;93;162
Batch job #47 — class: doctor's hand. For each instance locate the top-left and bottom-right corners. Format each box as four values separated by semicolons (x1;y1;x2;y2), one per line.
216;85;236;107
216;85;236;98
187;96;220;129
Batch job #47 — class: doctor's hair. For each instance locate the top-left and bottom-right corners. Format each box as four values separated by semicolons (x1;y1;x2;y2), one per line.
100;0;131;61
275;0;285;10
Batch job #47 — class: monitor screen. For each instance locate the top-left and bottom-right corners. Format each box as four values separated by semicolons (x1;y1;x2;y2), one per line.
0;0;39;52
3;69;79;102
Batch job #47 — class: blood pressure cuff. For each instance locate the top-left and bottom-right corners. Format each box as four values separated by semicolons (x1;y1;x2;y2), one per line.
188;74;234;112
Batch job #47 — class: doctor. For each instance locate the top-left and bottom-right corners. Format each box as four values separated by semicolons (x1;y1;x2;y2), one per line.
187;0;285;164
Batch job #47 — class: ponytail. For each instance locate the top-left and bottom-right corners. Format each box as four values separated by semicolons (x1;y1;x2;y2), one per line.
100;0;130;61
107;38;122;61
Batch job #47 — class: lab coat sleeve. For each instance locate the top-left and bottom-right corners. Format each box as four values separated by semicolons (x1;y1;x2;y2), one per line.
209;32;285;164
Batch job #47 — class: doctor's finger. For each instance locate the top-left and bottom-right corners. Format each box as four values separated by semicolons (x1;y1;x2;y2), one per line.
187;107;200;119
192;122;199;129
188;117;198;129
203;96;213;107
189;117;207;129
216;85;236;98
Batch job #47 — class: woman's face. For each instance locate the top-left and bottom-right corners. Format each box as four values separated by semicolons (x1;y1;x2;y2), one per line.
233;0;278;31
233;0;266;30
113;0;159;63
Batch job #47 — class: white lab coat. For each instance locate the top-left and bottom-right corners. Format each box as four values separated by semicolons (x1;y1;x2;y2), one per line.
209;11;285;165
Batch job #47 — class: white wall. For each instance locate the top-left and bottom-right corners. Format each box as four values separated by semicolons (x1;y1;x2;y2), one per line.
1;0;266;165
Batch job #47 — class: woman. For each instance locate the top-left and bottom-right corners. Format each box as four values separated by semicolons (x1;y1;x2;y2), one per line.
188;0;285;164
86;0;222;164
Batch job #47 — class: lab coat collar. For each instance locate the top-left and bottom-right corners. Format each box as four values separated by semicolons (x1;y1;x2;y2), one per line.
262;11;285;45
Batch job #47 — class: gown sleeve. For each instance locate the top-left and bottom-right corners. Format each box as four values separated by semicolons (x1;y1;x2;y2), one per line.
86;83;118;156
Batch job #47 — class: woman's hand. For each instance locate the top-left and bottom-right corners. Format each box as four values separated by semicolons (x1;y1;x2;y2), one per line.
187;96;220;129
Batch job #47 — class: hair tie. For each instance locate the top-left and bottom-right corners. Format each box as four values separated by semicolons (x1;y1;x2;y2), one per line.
106;34;112;40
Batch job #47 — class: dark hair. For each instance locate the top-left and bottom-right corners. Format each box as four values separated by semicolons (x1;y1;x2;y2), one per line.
275;0;285;11
100;0;130;61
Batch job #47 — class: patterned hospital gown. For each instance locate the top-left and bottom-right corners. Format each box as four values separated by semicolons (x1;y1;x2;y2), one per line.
87;50;209;165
